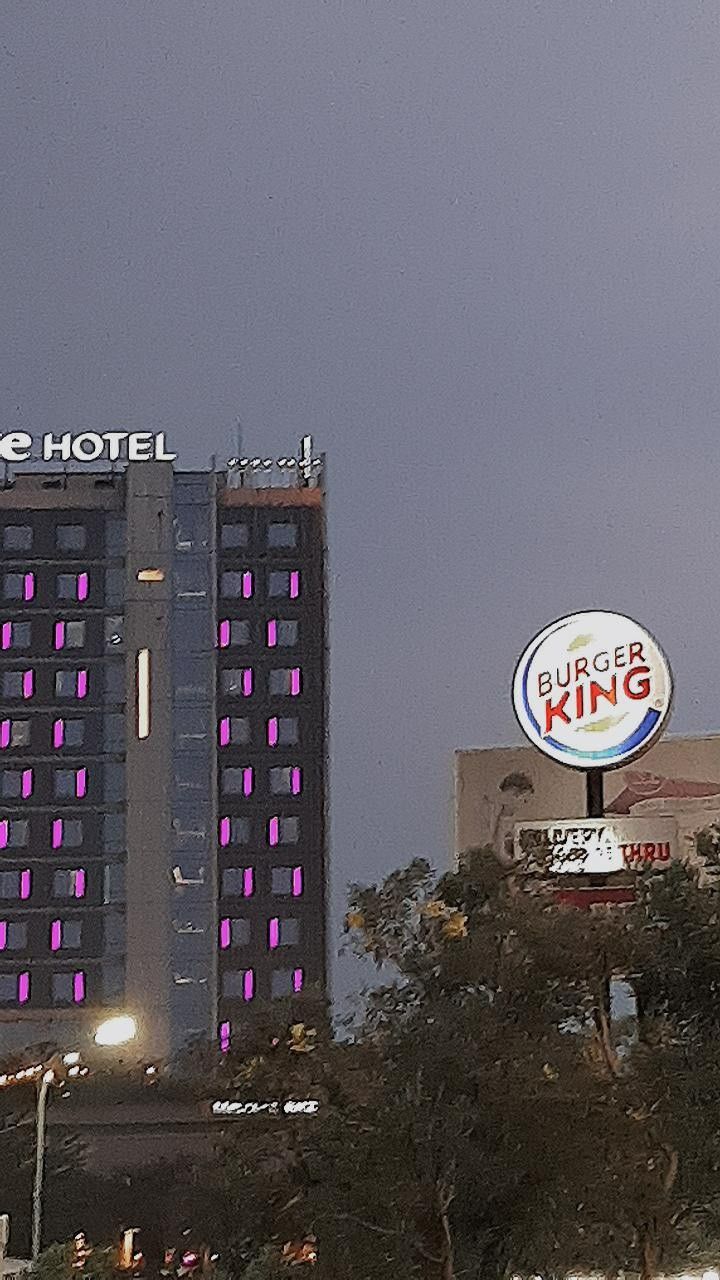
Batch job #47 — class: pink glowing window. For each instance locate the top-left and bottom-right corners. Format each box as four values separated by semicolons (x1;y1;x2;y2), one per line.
291;767;302;796
293;968;304;993
242;669;252;697
219;717;230;747
52;818;63;849
0;923;6;951
0;722;10;751
219;1020;231;1052
268;816;279;847
50;919;62;952
73;971;85;1003
17;972;30;1004
242;767;253;797
20;870;31;900
267;620;278;648
23;573;35;602
219;817;231;847
268;917;280;950
0;822;7;851
53;720;65;749
1;624;11;651
75;768;87;799
77;573;89;602
21;769;33;799
292;867;304;897
243;969;254;1001
54;622;66;651
290;668;301;696
218;620;231;649
76;670;88;700
219;918;231;949
22;671;34;700
289;571;300;599
73;870;86;899
267;717;278;747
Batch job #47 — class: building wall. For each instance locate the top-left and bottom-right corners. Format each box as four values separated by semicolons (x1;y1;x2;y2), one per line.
455;734;720;866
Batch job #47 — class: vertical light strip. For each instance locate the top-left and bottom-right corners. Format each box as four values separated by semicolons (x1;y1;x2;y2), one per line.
73;869;86;899
50;920;62;952
52;819;63;849
219;1020;231;1052
219;817;231;847
292;968;304;993
0;721;10;750
292;866;304;897
76;670;88;700
53;719;65;749
73;972;85;1004
137;649;151;740
289;571;300;599
243;867;254;898
268;917;280;950
1;624;11;651
267;716;279;747
0;822;8;851
0;923;7;951
243;970;254;1001
17;972;30;1004
19;870;31;900
219;918;231;949
77;572;89;601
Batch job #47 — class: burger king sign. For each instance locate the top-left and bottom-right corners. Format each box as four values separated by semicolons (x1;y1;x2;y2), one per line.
512;611;673;770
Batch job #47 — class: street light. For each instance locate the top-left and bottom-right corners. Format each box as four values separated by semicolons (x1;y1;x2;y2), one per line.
31;1015;137;1263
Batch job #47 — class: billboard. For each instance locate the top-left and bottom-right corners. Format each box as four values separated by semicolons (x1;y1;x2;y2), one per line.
455;734;720;871
513;817;677;875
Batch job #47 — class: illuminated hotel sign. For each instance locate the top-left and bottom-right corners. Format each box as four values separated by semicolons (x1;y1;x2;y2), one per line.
514;817;677;875
0;431;176;464
512;611;673;770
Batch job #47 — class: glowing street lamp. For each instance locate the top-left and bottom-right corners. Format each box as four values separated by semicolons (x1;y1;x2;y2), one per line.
94;1015;137;1047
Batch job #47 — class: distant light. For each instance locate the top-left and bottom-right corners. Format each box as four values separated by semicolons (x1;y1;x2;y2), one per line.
251;458;261;467
145;1065;157;1076
63;1052;81;1066
68;1065;80;1078
239;458;249;467
263;459;272;467
94;1015;137;1047
42;1069;55;1085
137;568;165;583
702;1271;719;1280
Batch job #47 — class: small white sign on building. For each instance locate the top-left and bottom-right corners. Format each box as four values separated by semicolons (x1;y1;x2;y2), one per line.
514;817;678;874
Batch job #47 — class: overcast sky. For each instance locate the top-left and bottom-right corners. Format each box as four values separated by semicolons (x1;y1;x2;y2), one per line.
2;2;719;1002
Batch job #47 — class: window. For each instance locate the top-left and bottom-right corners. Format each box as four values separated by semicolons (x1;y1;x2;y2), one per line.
0;870;28;899
55;719;85;749
220;523;248;549
103;862;125;903
137;568;165;583
52;919;82;950
271;968;302;998
105;518;126;556
103;913;124;954
1;769;32;800
105;567;125;606
268;570;290;597
3;525;32;552
54;769;85;800
59;620;86;650
53;869;86;899
0;921;27;951
4;573;27;601
217;619;251;648
103;814;125;852
269;668;302;696
267;522;297;548
269;917;300;948
0;820;29;849
221;767;254;796
267;717;299;747
267;619;299;648
218;717;251;747
272;866;304;897
7;721;30;749
104;616;124;648
219;816;250;847
2;671;33;700
269;766;302;796
0;974;17;1002
222;969;254;1000
1;622;32;651
103;764;125;804
52;972;83;1005
221;668;253;697
268;816;299;846
221;571;253;599
56;669;88;700
57;572;88;601
54;818;83;849
219;918;251;948
102;961;124;1000
104;664;125;702
104;713;125;752
56;525;86;551
221;867;254;897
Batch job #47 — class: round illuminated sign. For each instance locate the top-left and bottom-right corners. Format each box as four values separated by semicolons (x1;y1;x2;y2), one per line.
512;611;673;770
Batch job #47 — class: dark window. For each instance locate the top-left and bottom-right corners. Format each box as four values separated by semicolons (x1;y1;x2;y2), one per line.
222;768;251;795
271;969;295;998
8;821;28;848
227;717;251;745
104;664;125;703
8;623;32;650
277;717;299;746
1;770;26;799
220;524;249;549
267;522;297;548
51;972;74;1004
277;918;300;946
103;764;125;804
103;912;125;954
268;570;291;597
230;918;251;946
0;871;20;898
0;974;17;1001
10;721;30;748
105;567;125;606
3;574;25;601
105;518;126;556
2;672;27;699
103;863;125;904
221;571;251;598
54;770;77;799
229;620;251;646
222;867;250;896
52;869;83;898
276;620;299;646
222;969;249;998
56;574;77;601
63;819;83;848
60;920;82;949
56;525;86;551
221;669;251;697
65;621;86;649
55;671;77;698
103;814;125;853
272;867;294;895
103;714;125;752
64;720;85;749
6;922;26;950
3;526;32;552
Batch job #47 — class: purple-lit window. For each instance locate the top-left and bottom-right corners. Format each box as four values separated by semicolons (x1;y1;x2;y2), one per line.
221;767;254;797
219;816;250;848
20;870;31;900
292;866;304;896
0;723;10;751
268;668;302;697
219;1020;231;1052
21;769;33;799
76;768;87;799
50;919;62;952
218;717;251;748
271;866;304;897
220;571;253;599
24;573;35;602
268;917;299;949
267;620;278;648
77;670;88;699
3;670;34;700
221;867;254;898
218;620;231;649
50;918;82;951
77;573;89;601
268;816;301;847
52;868;85;899
219;918;231;949
220;969;255;1000
218;620;251;649
289;571;300;599
74;869;86;898
220;918;250;949
3;573;33;602
22;670;34;700
268;570;299;598
1;625;11;652
0;821;29;852
53;720;64;749
17;972;30;1004
52;818;64;849
269;766;302;796
0;769;33;800
54;622;66;651
293;968;304;993
0;921;26;951
221;668;253;698
73;971;85;1003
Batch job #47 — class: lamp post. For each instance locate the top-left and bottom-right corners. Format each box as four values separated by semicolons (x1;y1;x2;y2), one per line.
31;1015;137;1263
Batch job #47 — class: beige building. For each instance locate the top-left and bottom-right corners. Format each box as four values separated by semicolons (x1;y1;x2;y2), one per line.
455;733;720;866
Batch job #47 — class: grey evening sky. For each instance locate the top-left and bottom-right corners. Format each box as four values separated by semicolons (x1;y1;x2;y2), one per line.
2;2;719;1004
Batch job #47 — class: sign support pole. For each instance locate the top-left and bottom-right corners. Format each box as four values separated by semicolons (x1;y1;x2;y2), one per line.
586;769;605;819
